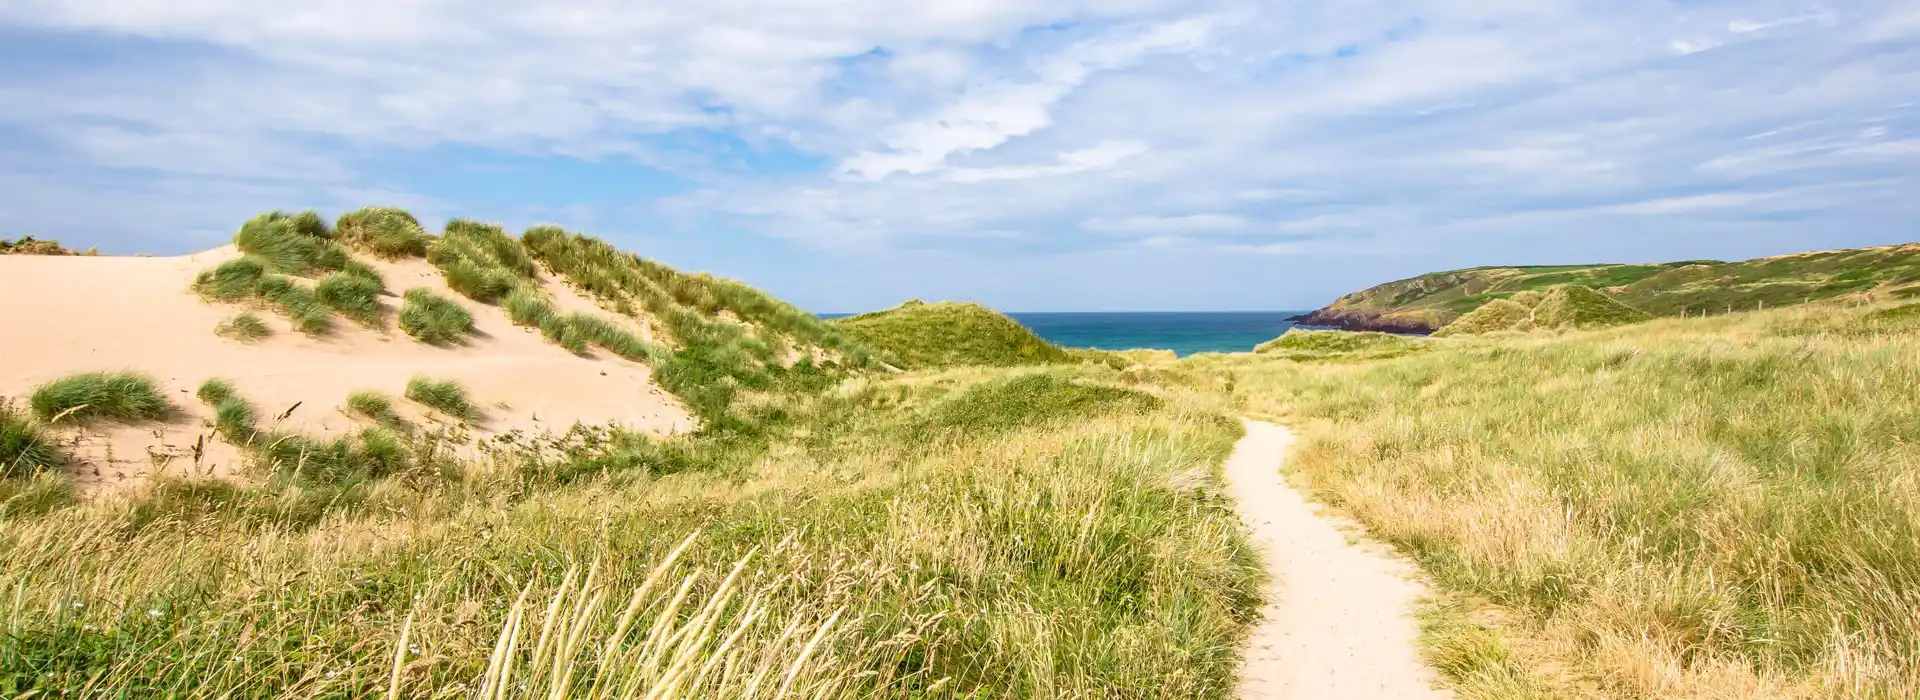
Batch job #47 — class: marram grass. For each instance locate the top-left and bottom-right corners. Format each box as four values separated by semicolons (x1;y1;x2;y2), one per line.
28;371;170;424
398;288;474;345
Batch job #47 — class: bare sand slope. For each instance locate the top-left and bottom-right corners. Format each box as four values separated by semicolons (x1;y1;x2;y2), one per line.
1227;419;1453;700
0;248;692;490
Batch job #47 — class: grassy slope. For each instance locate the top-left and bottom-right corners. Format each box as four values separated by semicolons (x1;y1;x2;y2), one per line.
830;300;1077;370
1203;302;1920;698
0;219;1262;697
1303;243;1920;332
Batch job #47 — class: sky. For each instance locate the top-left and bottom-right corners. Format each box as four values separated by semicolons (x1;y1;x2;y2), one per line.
2;1;1918;313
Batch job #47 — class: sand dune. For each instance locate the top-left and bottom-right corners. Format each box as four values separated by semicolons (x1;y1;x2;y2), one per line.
0;247;692;490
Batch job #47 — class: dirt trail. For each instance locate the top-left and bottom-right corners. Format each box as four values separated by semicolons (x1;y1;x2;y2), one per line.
1226;419;1454;700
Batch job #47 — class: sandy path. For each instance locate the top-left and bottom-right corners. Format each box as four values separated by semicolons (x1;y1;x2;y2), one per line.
1226;419;1453;700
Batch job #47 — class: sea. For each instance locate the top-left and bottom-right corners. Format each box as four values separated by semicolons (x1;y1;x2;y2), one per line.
824;311;1313;358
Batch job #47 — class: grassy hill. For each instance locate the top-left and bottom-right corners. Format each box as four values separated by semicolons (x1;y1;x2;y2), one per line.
829;300;1077;370
1203;299;1920;698
1293;243;1920;333
0;213;1263;697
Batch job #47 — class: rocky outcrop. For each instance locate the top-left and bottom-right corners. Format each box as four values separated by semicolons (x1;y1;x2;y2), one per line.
1287;308;1439;335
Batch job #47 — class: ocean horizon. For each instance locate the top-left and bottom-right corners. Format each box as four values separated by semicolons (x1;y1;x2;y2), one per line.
822;310;1313;357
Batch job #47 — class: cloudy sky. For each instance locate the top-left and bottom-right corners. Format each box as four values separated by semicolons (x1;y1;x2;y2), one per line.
3;1;1917;311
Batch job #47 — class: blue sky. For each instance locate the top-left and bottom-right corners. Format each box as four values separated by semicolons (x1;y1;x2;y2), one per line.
2;1;1918;312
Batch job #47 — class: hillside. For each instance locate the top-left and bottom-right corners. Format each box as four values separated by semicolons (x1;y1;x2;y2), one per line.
0;211;1265;698
1291;242;1920;333
1202;299;1920;698
829;299;1077;370
0;208;867;490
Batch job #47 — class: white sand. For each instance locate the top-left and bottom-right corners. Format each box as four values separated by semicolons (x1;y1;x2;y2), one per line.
0;248;693;490
1226;419;1454;699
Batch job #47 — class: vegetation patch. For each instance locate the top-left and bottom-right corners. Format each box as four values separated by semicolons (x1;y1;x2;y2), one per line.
1255;328;1429;360
0;401;60;478
397;288;474;345
332;206;430;259
29;372;170;424
405;377;477;422
343;391;404;428
232;211;347;275
912;373;1163;438
1;236;93;256
831;300;1075;370
196;379;256;444
1528;284;1651;330
193;257;333;336
214;313;271;342
313;271;385;327
1433;299;1533;337
427;219;537;303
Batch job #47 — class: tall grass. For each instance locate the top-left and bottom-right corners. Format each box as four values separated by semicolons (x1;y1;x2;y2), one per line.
428;219;536;303
233;210;347;275
315;271;387;327
29;372;170;424
830;300;1075;370
398;288;474;345
405;377;477;422
0;363;1257;697
345;391;404;428
0;400;60;478
215;312;272;342
334;206;431;259
193;258;333;335
1215;303;1920;698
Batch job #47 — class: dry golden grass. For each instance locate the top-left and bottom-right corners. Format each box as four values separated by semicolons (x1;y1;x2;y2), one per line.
1198;301;1920;699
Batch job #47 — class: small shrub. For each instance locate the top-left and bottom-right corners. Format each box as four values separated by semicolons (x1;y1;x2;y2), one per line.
334;206;430;259
405;377;477;422
345;391;403;427
1;401;60;477
315;271;385;326
215;313;272;342
30;372;170;423
397;288;474;345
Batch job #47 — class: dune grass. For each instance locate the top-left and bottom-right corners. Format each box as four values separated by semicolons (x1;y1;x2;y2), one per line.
397;288;474;345
0;357;1257;697
405;377;477;422
344;390;404;428
427;219;537;304
194;258;334;336
0;401;60;478
314;271;387;327
28;372;170;424
830;300;1075;370
334;206;431;259
1209;302;1920;698
1253;328;1430;361
214;312;271;342
233;210;347;275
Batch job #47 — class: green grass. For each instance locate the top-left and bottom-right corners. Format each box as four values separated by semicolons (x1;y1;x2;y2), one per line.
232;210;347;275
195;379;236;406
28;372;170;424
314;271;386;326
1213;302;1920;698
404;377;477;422
1254;328;1429;360
194;379;255;442
831;300;1075;370
214;313;271;342
397;288;474;345
426;219;537;303
334;206;431;259
908;373;1163;438
1432;298;1533;337
343;391;403;427
0;401;60;478
193;259;333;336
1301;243;1920;332
0;356;1258;697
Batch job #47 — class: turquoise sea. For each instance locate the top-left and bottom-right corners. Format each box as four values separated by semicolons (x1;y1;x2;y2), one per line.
825;311;1313;357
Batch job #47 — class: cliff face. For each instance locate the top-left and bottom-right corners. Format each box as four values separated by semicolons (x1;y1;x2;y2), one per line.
1288;308;1441;334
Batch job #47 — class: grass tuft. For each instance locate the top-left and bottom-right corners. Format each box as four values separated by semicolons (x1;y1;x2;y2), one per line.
1;400;60;478
344;391;404;427
404;377;477;422
233;211;342;274
195;379;236;406
334;206;431;259
397;288;474;345
29;372;170;424
314;271;386;327
214;313;272;342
